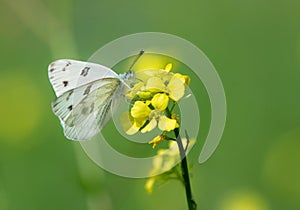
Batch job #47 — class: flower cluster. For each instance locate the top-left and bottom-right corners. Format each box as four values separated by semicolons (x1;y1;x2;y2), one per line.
122;63;190;148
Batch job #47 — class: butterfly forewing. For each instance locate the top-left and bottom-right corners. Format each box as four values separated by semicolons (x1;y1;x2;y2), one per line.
48;59;118;97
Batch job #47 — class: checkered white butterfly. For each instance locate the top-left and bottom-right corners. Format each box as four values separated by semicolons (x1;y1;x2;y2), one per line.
48;51;143;141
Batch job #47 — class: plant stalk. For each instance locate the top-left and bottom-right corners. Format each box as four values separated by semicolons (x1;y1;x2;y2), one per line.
174;128;197;210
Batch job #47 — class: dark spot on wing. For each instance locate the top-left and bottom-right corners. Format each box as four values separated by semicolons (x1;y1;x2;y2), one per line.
49;68;54;72
68;105;73;111
63;81;68;87
84;85;92;95
66;61;71;67
62;67;66;71
80;67;90;77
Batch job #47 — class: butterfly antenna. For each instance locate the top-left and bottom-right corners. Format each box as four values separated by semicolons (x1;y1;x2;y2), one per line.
128;50;144;72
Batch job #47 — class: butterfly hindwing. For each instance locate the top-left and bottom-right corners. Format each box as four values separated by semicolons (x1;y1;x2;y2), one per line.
48;59;118;97
52;78;121;140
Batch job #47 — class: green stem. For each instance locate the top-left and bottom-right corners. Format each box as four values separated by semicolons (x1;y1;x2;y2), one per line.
174;128;197;210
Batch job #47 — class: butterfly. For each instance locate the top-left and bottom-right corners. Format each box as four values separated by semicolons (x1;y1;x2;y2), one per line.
48;58;137;141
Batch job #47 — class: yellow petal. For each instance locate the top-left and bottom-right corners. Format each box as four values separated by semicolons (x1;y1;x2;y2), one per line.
167;75;185;101
158;116;177;131
131;101;151;118
125;123;140;135
148;135;164;148
151;93;169;111
135;69;168;83
145;77;166;92
120;112;147;135
164;63;173;71
120;112;136;135
174;73;190;85
130;117;149;135
141;117;157;133
134;117;148;127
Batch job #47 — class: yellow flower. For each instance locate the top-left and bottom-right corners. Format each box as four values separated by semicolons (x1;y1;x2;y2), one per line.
145;74;189;101
125;62;190;102
121;63;190;136
121;101;151;135
133;69;170;87
134;62;173;83
140;93;177;133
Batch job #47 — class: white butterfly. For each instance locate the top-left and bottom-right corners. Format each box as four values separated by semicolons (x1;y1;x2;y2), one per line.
48;59;134;141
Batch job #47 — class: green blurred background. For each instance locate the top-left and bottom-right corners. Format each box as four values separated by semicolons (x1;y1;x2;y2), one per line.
0;0;300;209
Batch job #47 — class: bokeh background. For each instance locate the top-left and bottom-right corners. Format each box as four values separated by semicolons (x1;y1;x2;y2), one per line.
0;0;300;210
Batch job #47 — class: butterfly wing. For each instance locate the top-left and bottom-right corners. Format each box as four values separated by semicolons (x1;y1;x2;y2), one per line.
48;59;118;97
52;78;121;140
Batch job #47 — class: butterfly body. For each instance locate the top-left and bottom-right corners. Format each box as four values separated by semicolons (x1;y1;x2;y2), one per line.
49;59;134;141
